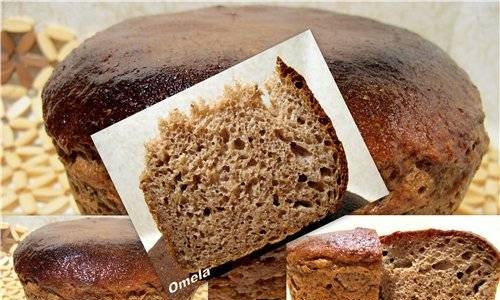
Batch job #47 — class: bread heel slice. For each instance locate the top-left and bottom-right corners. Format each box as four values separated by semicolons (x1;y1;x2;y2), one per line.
140;57;348;271
380;229;500;300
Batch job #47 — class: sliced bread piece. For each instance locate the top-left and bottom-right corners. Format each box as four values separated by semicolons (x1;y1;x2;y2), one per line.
286;228;382;300
140;57;348;271
380;229;500;300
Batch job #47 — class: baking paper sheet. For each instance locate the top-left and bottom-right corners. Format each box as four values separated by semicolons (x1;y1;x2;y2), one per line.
92;30;388;288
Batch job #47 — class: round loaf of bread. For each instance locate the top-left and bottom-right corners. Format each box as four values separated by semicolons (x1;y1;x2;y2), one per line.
13;218;166;299
42;5;488;215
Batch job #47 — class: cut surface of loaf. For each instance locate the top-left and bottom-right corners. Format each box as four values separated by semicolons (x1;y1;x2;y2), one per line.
208;247;286;300
140;58;348;271
287;228;382;300
380;230;500;300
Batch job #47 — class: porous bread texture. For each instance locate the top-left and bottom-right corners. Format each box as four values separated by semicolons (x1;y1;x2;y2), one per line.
380;230;500;300
286;229;382;300
140;58;348;271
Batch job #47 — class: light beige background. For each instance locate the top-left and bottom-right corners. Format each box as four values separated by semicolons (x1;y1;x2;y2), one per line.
2;1;499;147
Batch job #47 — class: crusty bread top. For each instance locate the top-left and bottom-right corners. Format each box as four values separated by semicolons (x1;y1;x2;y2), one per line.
380;229;500;259
287;228;381;265
13;218;162;292
43;5;486;174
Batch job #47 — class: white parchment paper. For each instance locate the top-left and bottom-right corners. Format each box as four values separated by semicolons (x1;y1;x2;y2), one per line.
92;31;388;252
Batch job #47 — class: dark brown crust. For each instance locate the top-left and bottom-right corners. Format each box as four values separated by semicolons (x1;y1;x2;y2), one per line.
43;5;488;215
13;218;168;299
380;229;500;260
287;228;381;265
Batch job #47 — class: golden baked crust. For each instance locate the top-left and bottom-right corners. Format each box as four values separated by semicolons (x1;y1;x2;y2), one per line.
43;5;488;215
13;218;167;299
287;228;381;265
287;228;382;300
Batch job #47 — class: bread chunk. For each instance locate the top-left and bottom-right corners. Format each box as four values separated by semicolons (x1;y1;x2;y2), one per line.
286;228;382;300
140;58;348;271
380;230;500;300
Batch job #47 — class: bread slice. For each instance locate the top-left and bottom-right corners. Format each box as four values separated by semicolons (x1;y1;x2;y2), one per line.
286;228;382;300
140;57;348;271
380;229;500;300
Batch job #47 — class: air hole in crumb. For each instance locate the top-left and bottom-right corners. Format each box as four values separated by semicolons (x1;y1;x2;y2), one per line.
461;251;473;260
273;195;280;206
294;81;303;89
290;142;311;157
222;165;230;172
297;117;305;124
307;181;324;192
298;174;308;182
180;184;187;192
457;272;464;279
394;258;413;268
259;229;266;235
274;129;289;142
203;208;211;216
320;167;333;177
382;250;388;256
259;129;266;135
473;280;486;293
417;186;426;194
325;284;332;290
432;260;453;270
293;200;312;208
233;138;245;150
247;159;257;167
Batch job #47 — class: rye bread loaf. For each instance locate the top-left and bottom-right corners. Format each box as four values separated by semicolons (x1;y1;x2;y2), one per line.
140;58;348;271
380;229;500;300
13;218;170;300
208;247;286;300
43;6;488;215
287;228;382;300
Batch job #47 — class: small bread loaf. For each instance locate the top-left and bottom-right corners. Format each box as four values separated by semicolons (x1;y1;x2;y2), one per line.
287;228;382;300
380;230;500;300
13;218;169;299
140;58;348;271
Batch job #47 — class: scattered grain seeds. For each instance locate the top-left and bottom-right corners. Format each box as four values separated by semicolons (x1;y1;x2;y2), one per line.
33;187;64;199
24;166;53;176
2;167;13;182
1;84;27;99
29;172;56;189
2;17;34;33
57;40;79;61
12;171;27;191
33;66;53;91
14;128;38;146
18;193;36;214
0;193;17;210
4;152;22;168
44;25;75;42
49;156;64;171
22;154;49;168
9;118;35;130
37;196;67;214
15;146;45;156
31;95;43;122
2;125;15;147
5;96;31;119
15;31;36;54
36;32;58;61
